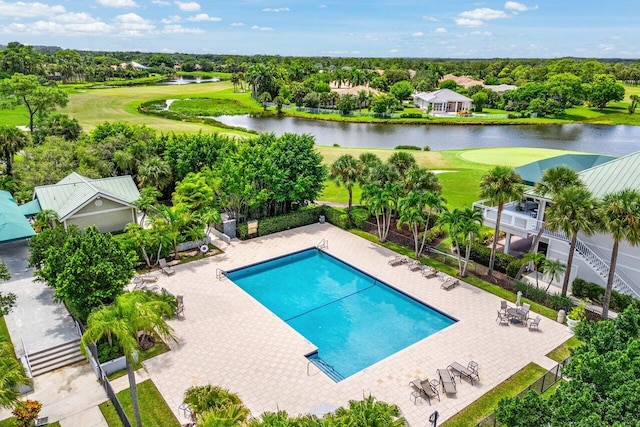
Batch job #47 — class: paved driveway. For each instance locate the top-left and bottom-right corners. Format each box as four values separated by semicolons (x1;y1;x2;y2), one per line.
0;239;33;282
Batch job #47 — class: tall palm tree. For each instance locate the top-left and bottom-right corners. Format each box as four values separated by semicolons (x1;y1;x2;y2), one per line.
545;186;599;296
458;207;483;277
439;209;465;274
533;165;585;198
598;189;640;319
133;186;162;227
0;337;29;409
137;157;173;191
152;203;194;258
522;251;546;288
388;151;416;178
397;191;428;257
361;183;401;242
403;167;442;193
329;155;363;217
0;125;29;177
81;291;176;427
479;166;524;278
542;259;566;293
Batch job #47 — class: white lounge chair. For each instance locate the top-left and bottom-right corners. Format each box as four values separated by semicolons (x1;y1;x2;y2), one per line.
159;258;176;276
388;256;409;266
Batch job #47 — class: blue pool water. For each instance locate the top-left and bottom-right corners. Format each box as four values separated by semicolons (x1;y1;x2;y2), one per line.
226;248;456;380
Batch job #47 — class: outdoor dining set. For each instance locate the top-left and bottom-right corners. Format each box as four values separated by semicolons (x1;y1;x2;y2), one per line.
409;360;480;405
496;300;541;331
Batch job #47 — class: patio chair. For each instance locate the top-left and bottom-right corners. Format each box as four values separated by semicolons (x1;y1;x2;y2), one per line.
500;300;508;314
159;258;176;276
436;368;457;395
441;279;460;291
422;267;438;279
521;303;531;320
408;260;425;272
496;309;510;326
388;256;409;266
528;315;541;331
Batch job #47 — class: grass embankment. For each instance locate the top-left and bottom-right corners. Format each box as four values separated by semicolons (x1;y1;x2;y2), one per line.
546;335;583;362
441;363;547;427
99;380;180;427
319;147;580;209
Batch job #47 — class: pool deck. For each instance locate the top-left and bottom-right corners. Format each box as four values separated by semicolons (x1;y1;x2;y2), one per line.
139;223;572;425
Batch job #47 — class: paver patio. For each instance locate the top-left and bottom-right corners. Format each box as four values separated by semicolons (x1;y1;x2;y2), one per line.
144;223;572;425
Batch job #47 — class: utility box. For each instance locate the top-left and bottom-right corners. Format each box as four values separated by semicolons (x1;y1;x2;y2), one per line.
223;219;237;239
247;220;258;235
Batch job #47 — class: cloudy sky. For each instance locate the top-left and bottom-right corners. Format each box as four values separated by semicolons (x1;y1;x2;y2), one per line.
0;0;638;58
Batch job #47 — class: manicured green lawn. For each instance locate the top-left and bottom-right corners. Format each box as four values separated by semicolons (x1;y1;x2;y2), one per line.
546;335;583;362
99;379;179;427
441;363;548;427
0;418;60;427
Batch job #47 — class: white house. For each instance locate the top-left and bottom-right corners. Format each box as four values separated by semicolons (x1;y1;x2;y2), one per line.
413;89;473;114
473;152;640;298
33;172;140;233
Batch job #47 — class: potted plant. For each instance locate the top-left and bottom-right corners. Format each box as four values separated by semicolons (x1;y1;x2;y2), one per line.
566;298;588;333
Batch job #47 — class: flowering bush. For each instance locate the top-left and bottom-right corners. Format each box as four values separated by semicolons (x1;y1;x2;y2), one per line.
12;399;42;427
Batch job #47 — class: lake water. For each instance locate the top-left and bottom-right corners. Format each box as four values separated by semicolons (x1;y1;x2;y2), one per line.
215;115;640;156
160;76;220;85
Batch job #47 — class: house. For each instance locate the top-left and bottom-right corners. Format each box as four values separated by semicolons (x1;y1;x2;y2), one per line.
0;191;35;243
473;152;640;297
33;173;140;233
413;89;473;114
484;84;517;95
439;73;484;88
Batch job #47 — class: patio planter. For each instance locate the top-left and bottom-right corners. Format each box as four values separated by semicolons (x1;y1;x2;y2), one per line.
100;355;126;375
566;318;580;334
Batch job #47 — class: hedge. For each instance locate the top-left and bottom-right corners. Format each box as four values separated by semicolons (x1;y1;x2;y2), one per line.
515;281;572;312
572;277;640;312
469;243;518;274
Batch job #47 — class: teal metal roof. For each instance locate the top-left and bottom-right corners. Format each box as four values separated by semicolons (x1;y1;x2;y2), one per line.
517;154;616;186
34;173;140;221
0;192;35;243
19;199;41;216
578;151;640;198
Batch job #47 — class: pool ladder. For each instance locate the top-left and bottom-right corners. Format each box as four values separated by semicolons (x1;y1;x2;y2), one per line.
307;355;344;382
216;268;226;281
316;239;328;250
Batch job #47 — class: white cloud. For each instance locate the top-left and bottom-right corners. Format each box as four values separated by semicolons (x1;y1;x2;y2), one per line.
455;18;483;27
319;4;326;8
422;15;438;22
434;27;447;33
161;15;181;24
262;7;289;12
97;0;138;8
251;25;273;31
152;0;169;5
230;22;245;27
162;24;204;34
505;1;538;12
471;30;491;35
174;1;200;12
114;12;155;33
0;1;65;18
53;12;96;23
388;49;399;54
459;8;508;20
411;31;423;37
187;13;221;22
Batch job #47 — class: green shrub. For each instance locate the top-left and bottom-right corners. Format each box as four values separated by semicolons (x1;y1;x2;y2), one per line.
507;258;527;278
515;281;549;303
549;293;572;312
571;278;604;302
237;207;324;239
423;145;431;151
610;291;633;312
394;145;421;150
422;225;444;245
322;206;349;229
399;113;423;118
350;207;370;228
469;243;517;273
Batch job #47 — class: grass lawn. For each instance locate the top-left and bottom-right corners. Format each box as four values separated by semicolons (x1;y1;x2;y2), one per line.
441;363;548;427
318;146;578;209
546;335;583;362
0;419;60;427
99;379;179;427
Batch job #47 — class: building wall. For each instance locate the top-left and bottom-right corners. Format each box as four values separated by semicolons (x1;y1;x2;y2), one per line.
65;201;135;233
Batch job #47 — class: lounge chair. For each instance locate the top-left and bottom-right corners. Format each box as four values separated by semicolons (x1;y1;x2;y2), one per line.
409;379;440;405
496;309;510;326
441;279;460;290
159;258;176;276
422;267;438;279
388;256;409;266
408;260;425;272
528;315;541;331
448;361;479;385
436;368;457;395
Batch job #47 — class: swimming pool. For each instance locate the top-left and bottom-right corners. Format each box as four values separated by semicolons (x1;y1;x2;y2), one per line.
226;248;456;381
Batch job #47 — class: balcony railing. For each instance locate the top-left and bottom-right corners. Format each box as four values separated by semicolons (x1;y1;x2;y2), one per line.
473;200;544;234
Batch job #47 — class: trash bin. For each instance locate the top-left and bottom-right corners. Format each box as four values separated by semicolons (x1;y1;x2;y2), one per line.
319;215;325;224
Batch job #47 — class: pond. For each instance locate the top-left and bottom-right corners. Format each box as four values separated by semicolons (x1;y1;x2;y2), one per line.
160;76;220;85
215;115;640;156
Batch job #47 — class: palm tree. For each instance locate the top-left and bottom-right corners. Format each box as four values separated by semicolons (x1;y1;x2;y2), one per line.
332;395;405;426
0;337;29;409
458;207;483;277
152;203;194;258
388;151;416;178
598;189;640;319
479;166;524;278
0;125;29;177
541;259;566;293
183;385;248;425
329;155;363;216
545;186;599;296
361;183;401;242
137;157;173;190
439;209;465;274
403;167;442;193
81;291;176;427
522;251;546;288
133;187;162;227
32;209;58;231
397;191;428;257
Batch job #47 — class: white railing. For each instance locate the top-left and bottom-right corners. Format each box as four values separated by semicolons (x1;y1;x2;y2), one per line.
542;229;639;298
474;199;639;298
473;200;544;234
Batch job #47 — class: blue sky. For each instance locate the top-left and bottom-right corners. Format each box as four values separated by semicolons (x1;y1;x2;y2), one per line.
0;0;638;58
